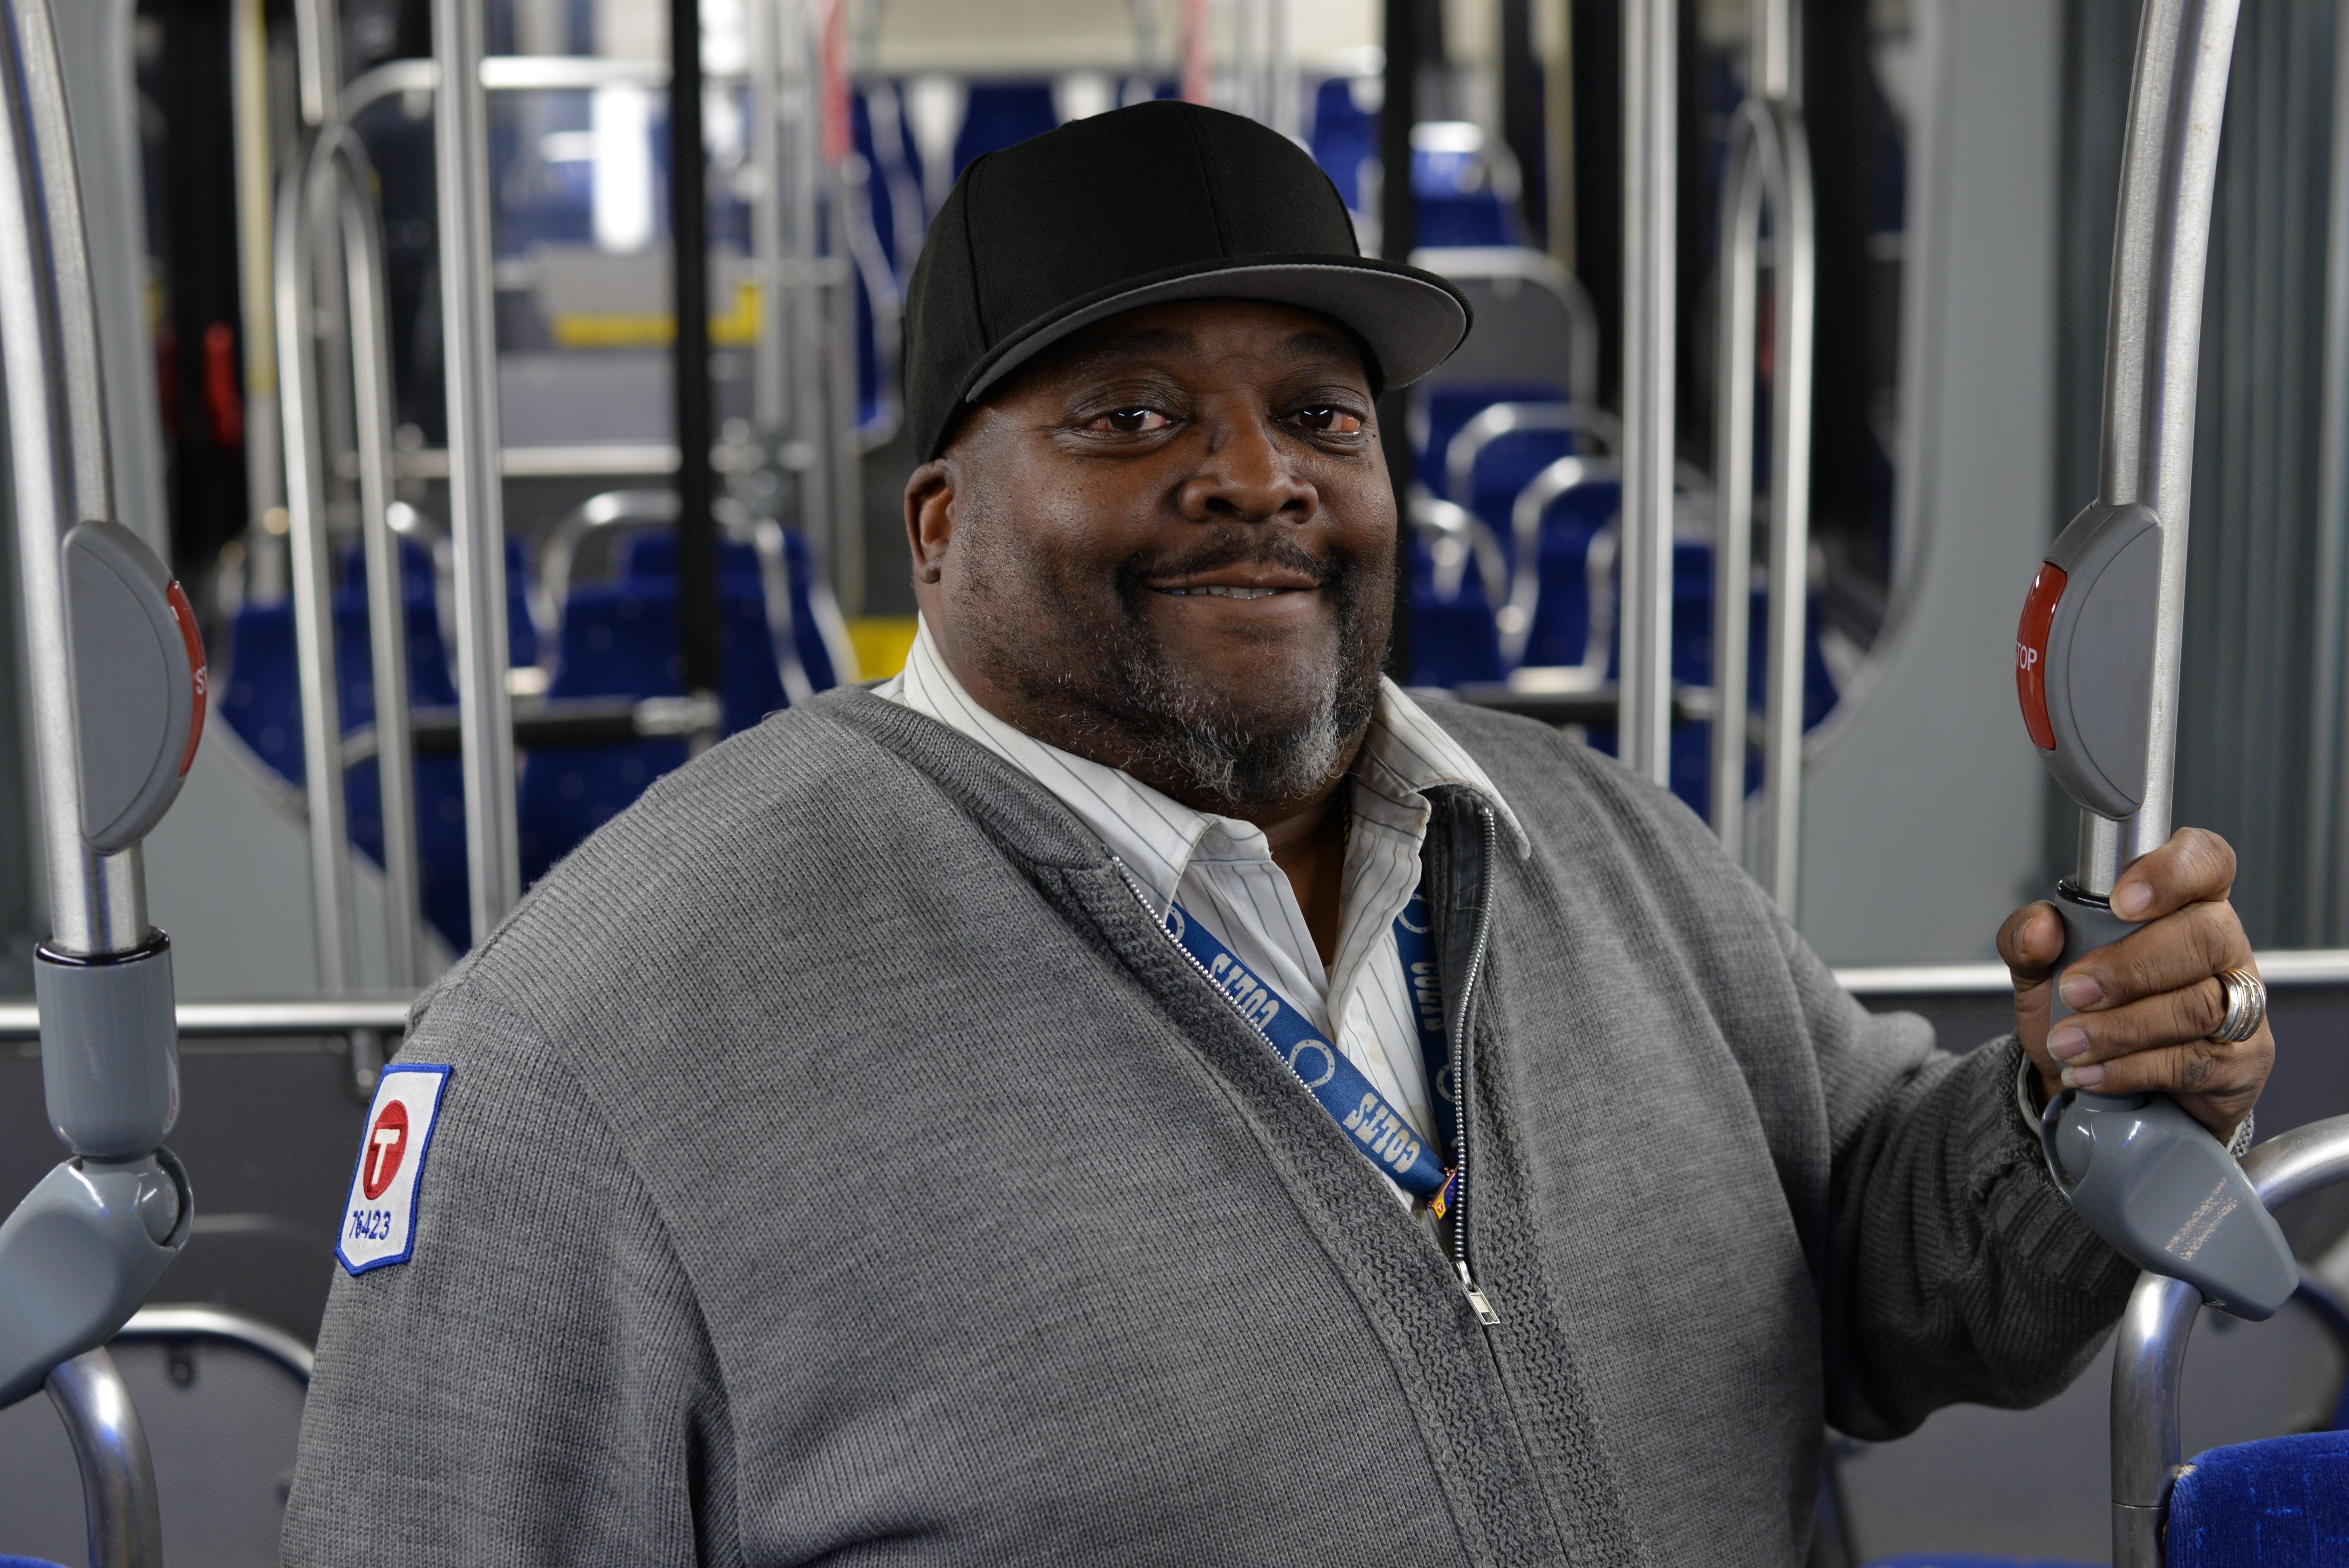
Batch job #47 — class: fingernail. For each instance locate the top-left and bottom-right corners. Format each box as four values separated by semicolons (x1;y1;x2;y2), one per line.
2114;882;2152;918
2062;1063;2105;1089
2049;1025;2089;1062
2059;974;2103;1009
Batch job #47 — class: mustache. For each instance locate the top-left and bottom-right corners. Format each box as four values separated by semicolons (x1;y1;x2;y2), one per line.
1113;529;1353;593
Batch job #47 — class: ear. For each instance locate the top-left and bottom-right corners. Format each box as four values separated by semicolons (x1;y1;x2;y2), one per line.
905;458;957;584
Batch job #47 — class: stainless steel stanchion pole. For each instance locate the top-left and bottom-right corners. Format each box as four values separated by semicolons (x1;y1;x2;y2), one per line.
2011;0;2296;1398
339;141;424;991
1709;0;1814;911
0;2;198;1560
1617;0;1676;788
433;0;521;932
275;156;362;998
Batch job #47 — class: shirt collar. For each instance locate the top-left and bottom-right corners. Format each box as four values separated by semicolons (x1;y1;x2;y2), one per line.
885;618;1528;909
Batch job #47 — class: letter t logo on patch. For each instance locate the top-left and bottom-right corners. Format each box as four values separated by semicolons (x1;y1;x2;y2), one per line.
337;1064;452;1276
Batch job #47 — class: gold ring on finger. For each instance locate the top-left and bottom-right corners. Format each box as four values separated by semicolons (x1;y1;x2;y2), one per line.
2214;966;2267;1043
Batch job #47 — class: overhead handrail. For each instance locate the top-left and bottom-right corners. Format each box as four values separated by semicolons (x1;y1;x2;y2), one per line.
1618;0;1677;788
0;0;199;1560
1711;0;1816;912
2112;1114;2349;1566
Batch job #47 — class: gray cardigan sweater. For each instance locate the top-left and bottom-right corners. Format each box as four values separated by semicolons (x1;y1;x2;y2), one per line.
283;690;2135;1566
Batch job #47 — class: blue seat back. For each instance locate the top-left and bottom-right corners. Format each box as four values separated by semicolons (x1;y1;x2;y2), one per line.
1309;76;1378;211
2165;1427;2349;1568
518;559;793;882
954;82;1057;175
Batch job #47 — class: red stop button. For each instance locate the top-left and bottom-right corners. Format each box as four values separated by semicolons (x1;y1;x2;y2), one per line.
166;579;207;777
2017;562;2066;750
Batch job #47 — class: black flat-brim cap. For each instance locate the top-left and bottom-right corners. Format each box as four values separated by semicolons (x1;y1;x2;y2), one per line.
904;98;1472;459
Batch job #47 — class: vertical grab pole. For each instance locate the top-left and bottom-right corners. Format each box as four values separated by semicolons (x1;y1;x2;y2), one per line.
229;0;282;540
820;0;862;615
750;0;788;444
2013;0;2294;1438
338;137;423;993
783;0;833;604
433;0;521;933
1711;0;1814;913
1617;0;1676;787
1756;103;1814;914
670;0;725;747
1710;133;1758;861
0;1;193;1561
273;156;360;998
2079;0;2240;894
1719;0;1823;906
5;0;139;953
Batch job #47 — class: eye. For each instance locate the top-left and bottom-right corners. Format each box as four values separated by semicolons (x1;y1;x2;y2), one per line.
1292;406;1366;437
1085;407;1172;435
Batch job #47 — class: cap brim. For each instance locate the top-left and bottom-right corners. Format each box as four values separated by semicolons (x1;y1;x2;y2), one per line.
962;257;1472;406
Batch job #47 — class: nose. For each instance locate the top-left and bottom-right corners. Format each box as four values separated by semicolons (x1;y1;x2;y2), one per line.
1174;404;1318;526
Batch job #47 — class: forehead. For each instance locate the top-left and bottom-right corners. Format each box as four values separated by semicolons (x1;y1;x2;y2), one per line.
1007;298;1372;392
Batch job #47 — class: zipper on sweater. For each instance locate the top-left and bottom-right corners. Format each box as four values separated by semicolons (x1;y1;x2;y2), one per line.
1112;834;1501;1331
1448;806;1501;1327
1112;859;1340;1112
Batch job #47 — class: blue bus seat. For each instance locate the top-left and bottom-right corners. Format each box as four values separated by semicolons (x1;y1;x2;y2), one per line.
517;553;791;884
1411;125;1521;248
1406;532;1504;688
1309;76;1379;213
1417;382;1576;484
622;529;843;690
954;82;1057;176
2162;1427;2349;1567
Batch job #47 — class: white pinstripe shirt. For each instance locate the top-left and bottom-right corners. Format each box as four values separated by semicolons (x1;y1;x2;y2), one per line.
878;620;1527;1203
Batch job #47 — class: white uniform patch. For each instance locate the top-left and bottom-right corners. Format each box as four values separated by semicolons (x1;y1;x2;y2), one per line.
336;1064;451;1275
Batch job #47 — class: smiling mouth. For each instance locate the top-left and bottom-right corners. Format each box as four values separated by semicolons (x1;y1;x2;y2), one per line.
1155;585;1297;599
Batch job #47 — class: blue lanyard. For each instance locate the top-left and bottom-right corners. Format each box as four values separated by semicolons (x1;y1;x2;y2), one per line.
1166;885;1454;1207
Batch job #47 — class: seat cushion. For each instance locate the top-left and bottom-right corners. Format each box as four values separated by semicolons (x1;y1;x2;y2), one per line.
2166;1428;2349;1568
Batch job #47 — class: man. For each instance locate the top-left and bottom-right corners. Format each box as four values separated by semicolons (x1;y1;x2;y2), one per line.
286;102;2272;1565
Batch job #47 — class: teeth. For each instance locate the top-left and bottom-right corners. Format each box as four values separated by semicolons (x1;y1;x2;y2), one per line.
1167;585;1282;599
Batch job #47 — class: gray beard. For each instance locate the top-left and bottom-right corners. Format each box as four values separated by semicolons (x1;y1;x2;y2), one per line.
1089;640;1357;811
966;537;1385;815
